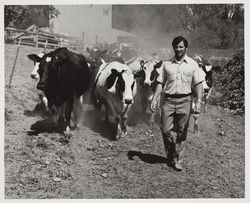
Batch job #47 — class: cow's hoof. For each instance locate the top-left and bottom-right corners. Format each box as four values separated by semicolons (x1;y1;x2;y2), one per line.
64;126;72;137
115;134;121;140
121;131;127;137
72;123;79;130
149;121;155;128
194;128;200;134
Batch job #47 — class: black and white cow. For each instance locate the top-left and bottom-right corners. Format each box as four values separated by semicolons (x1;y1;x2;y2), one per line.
192;55;215;133
128;57;163;126
86;47;125;82
31;47;92;135
27;52;49;111
86;47;125;66
92;61;137;140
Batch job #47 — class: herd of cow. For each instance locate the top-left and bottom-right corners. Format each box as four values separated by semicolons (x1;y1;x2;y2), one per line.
27;46;215;140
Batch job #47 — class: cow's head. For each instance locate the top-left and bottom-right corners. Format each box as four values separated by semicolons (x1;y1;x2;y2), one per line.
86;47;109;70
110;49;122;57
106;69;136;105
27;52;45;80
143;60;163;87
133;60;145;79
194;55;214;89
127;58;145;79
52;47;69;64
86;47;108;62
35;50;62;91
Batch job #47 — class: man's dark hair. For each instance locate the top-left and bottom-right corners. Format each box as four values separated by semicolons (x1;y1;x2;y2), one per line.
172;36;188;48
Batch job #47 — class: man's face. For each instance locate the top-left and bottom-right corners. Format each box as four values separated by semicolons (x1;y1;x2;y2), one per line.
173;41;187;60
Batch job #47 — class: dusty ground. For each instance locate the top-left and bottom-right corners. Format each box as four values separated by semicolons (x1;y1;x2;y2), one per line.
4;44;245;199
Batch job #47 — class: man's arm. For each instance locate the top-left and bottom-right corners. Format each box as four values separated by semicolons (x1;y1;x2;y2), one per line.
194;82;203;113
151;82;163;112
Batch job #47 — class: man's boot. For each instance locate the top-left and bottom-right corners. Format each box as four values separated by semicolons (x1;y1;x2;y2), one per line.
164;138;175;167
174;141;184;171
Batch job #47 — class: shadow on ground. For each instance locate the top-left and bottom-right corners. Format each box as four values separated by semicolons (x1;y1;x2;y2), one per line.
127;150;168;164
24;103;50;118
80;109;119;141
26;119;67;136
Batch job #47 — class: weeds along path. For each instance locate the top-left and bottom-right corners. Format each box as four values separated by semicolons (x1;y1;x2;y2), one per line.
4;44;244;198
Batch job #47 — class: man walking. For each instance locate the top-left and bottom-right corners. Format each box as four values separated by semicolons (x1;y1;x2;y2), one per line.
151;36;203;171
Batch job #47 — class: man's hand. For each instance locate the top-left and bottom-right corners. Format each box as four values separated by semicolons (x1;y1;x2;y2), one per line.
151;99;158;112
194;100;202;114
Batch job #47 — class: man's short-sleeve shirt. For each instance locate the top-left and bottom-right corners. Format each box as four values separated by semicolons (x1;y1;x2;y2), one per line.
157;55;204;95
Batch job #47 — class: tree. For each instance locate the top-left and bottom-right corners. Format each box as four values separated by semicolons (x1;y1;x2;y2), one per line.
112;4;243;48
215;50;244;114
4;5;60;29
178;4;244;48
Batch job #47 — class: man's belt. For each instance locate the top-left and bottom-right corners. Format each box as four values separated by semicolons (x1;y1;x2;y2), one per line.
164;93;191;98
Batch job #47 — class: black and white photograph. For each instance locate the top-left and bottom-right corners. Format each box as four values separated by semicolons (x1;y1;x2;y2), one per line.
2;0;247;200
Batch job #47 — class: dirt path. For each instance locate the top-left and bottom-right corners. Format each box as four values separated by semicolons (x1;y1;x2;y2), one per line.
4;44;244;198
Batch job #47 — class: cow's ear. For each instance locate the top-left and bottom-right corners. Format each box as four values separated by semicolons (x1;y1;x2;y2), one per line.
140;60;145;69
85;57;93;64
101;50;108;55
27;54;41;63
53;55;61;63
86;47;91;53
154;61;163;69
119;57;125;64
53;52;67;64
106;69;118;89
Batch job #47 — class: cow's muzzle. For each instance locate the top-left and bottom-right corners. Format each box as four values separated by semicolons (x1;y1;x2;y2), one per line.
37;82;47;90
124;99;133;105
144;81;151;87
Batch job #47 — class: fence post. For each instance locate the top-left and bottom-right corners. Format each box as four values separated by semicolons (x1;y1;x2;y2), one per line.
81;32;85;52
44;40;48;53
8;38;22;88
35;33;38;48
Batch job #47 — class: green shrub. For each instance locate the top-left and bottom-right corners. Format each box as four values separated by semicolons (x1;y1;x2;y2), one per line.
214;50;244;114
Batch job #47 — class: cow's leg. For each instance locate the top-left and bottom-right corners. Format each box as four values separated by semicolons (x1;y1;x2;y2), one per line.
193;113;200;134
105;107;109;123
102;99;109;123
42;96;49;112
58;104;65;123
50;104;58;125
91;91;102;112
204;88;212;113
141;93;148;113
149;111;156;128
120;114;127;136
64;98;74;135
115;117;122;140
72;96;82;129
204;98;208;113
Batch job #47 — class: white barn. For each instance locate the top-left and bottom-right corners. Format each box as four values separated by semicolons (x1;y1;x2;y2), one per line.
50;5;136;48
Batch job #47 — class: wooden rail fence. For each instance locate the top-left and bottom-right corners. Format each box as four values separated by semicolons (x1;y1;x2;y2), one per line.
4;27;84;52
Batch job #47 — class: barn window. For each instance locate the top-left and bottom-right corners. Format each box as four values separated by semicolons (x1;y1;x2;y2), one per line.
103;8;109;16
